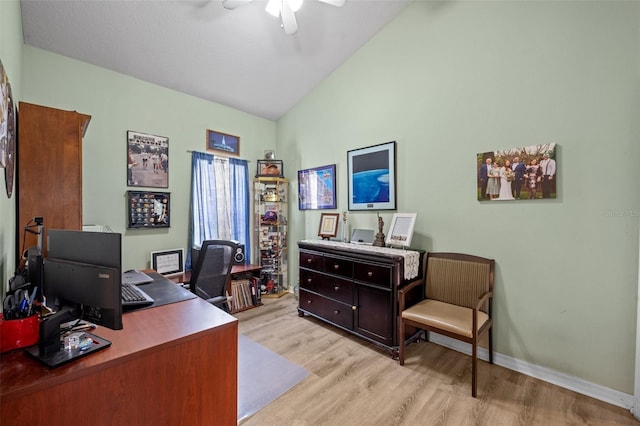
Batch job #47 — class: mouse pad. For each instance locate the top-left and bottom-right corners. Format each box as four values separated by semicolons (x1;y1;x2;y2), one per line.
133;272;196;310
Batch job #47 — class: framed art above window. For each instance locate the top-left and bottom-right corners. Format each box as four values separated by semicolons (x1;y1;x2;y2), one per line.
207;129;240;156
347;141;397;211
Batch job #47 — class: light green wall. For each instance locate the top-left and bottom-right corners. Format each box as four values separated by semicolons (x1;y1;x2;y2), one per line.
2;0;639;397
0;0;23;296
20;46;276;271
279;1;640;393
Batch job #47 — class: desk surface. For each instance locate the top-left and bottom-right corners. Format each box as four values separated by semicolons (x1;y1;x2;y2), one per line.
1;295;237;400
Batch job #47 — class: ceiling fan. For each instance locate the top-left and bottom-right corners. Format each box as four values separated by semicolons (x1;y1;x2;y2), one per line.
222;0;346;35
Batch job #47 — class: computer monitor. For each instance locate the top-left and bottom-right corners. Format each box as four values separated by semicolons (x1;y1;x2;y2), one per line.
37;230;123;358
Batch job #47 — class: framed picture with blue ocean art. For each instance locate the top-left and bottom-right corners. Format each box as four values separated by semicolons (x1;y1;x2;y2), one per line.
207;129;240;156
347;141;396;211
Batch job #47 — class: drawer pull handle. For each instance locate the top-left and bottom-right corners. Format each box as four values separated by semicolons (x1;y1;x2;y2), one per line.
334;310;339;315
333;264;339;270
367;271;373;277
307;258;312;263
334;286;340;291
352;305;357;311
307;300;312;305
307;278;312;283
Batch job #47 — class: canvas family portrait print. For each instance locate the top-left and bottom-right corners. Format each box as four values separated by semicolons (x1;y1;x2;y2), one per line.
477;143;557;201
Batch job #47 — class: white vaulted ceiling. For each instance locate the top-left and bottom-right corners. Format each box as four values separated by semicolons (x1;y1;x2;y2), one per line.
20;0;411;120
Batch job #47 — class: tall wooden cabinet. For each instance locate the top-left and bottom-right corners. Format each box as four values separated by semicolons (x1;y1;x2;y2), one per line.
254;177;288;297
17;102;91;257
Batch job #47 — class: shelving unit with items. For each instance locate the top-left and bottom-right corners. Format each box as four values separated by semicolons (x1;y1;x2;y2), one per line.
254;177;289;298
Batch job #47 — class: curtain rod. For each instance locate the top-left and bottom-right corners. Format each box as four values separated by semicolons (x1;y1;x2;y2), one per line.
186;149;251;161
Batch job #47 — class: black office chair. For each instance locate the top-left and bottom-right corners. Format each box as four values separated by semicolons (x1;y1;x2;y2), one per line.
190;240;238;312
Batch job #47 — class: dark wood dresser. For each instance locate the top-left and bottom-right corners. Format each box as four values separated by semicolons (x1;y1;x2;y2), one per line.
297;241;425;357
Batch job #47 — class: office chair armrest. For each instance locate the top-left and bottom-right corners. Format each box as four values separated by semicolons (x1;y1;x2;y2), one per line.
205;295;229;305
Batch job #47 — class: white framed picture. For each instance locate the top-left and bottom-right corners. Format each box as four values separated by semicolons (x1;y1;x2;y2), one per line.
385;213;417;248
150;248;184;276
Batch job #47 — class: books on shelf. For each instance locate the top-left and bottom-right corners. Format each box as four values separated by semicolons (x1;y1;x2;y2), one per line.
230;277;261;312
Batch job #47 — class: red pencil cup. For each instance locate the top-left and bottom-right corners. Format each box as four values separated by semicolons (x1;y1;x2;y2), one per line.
0;313;40;353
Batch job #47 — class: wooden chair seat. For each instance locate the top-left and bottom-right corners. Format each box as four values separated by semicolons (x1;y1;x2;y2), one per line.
402;299;490;339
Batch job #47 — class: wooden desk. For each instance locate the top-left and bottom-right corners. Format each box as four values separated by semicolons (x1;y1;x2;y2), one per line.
0;297;238;426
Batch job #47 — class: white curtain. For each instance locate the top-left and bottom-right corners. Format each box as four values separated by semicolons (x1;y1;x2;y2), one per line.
188;151;249;270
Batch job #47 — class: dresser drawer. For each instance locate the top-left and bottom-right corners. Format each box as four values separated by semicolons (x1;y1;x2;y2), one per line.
354;262;392;287
302;273;354;304
299;289;354;330
300;251;323;271
323;255;353;278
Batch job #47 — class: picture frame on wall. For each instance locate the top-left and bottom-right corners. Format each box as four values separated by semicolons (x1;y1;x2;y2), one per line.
347;141;397;211
256;159;284;177
127;190;170;229
206;129;240;156
150;248;184;276
127;130;169;188
298;164;337;210
477;143;557;201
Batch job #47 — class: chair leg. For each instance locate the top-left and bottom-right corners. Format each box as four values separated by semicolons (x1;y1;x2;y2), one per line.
398;317;405;365
472;342;477;398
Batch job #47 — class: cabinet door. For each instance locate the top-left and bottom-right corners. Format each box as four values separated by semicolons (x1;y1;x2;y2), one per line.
354;284;394;346
17;102;90;257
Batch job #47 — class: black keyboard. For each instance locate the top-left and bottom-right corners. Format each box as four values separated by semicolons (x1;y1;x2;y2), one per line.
122;282;154;308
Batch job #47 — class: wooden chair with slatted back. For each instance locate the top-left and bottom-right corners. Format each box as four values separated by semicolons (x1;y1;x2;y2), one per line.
398;252;495;398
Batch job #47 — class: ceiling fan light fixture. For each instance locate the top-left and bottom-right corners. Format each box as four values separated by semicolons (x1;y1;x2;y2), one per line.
289;0;304;13
265;0;281;17
265;0;304;18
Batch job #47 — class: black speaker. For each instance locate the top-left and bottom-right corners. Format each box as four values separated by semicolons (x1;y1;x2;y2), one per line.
233;244;246;265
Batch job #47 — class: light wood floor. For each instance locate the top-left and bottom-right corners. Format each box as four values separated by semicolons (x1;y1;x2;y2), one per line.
235;294;638;426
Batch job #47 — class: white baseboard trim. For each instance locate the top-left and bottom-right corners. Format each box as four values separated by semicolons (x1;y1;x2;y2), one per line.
427;333;634;410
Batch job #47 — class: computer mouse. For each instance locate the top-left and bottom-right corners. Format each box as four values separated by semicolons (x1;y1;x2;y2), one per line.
125;269;137;273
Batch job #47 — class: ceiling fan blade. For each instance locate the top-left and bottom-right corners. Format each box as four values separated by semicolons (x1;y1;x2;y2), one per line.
280;0;298;35
317;0;346;7
222;0;254;10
